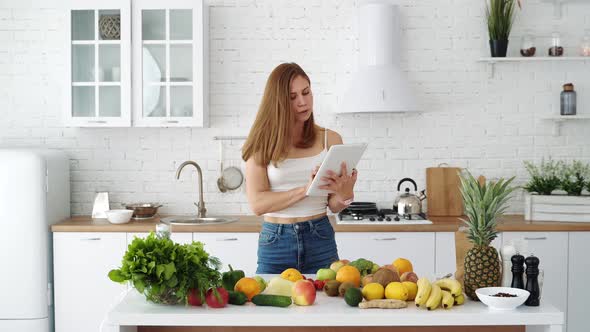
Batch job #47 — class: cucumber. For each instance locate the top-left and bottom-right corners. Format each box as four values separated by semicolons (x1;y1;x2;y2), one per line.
227;291;248;305
251;294;292;307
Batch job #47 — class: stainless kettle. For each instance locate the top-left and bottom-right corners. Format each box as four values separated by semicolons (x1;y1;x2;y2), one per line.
394;178;427;215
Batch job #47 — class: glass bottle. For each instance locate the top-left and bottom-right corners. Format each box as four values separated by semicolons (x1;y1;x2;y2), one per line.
520;34;536;57
581;32;590;57
548;32;564;56
560;83;577;116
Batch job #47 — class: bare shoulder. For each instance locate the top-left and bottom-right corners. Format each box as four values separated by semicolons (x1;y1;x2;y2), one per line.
324;128;343;149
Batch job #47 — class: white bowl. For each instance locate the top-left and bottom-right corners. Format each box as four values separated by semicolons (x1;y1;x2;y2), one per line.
105;209;134;224
476;287;530;310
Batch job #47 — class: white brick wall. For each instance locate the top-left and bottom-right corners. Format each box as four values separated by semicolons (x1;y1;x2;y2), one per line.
1;0;590;216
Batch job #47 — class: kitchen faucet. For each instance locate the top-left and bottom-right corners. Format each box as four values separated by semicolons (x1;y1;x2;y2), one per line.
175;161;206;218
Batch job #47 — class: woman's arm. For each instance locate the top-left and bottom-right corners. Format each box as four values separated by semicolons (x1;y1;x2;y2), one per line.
245;157;308;216
324;131;357;213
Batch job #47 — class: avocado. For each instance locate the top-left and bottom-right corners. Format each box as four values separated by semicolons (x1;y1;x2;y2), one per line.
323;280;341;297
344;287;363;307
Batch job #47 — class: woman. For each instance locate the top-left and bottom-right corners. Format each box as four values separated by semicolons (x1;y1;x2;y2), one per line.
242;63;358;274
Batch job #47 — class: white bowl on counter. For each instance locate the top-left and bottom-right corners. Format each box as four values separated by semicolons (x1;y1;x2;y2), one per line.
105;209;134;224
476;287;530;310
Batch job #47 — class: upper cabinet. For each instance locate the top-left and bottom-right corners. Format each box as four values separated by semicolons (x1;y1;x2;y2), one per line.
64;0;208;127
65;0;132;127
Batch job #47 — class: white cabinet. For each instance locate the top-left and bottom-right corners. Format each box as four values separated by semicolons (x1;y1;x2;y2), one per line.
193;233;259;275
65;1;132;127
335;232;435;278
567;232;590;332
435;232;456;277
132;0;208;127
53;232;127;332
127;232;193;245
502;232;569;316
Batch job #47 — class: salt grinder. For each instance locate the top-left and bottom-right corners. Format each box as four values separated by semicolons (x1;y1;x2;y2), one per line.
510;254;525;290
524;255;540;306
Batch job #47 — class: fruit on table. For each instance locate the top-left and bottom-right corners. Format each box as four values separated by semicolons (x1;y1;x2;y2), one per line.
344;287;363;307
372;268;399;287
384;282;408;301
358;299;407;309
281;268;304;282
264;277;295;297
292;279;316;306
454;293;465;305
434;278;462;297
252;294;292;307
441;290;454;309
253;276;267;292
425;284;442;310
187;288;204;306
381;264;399;275
415;277;432;307
227;290;248;305
323;280;341;297
329;260;349;273
205;287;229;308
400;271;419;283
313;279;326;291
338;281;356;297
234;277;261;301
402;281;418;301
361;274;373;287
392;258;413;276
336;265;361;287
221;264;245;291
316;268;336;281
362;282;385;301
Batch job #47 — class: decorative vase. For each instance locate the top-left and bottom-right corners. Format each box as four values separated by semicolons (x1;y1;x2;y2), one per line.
489;39;509;57
99;14;121;40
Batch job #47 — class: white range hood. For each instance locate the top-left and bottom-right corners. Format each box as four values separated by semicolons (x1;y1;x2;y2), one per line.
338;1;417;113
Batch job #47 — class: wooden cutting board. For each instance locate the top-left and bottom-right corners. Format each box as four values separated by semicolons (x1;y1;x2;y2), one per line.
426;165;464;216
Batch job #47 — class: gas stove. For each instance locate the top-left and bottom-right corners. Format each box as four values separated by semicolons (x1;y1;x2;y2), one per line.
335;203;433;225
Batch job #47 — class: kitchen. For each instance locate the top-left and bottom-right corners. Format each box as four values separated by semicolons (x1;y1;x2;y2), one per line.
1;0;590;331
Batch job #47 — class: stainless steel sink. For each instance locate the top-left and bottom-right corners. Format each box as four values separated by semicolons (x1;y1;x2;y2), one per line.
160;216;238;225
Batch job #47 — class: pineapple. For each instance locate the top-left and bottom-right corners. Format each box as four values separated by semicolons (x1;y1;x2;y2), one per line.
459;171;516;300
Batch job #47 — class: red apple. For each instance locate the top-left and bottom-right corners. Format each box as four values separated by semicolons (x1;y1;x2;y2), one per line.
187;288;204;306
205;287;229;308
291;279;316;306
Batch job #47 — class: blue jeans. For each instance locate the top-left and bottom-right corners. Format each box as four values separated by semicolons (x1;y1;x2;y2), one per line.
256;216;339;274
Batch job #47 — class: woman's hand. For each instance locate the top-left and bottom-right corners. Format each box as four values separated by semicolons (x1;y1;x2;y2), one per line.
303;165;321;195
319;162;357;200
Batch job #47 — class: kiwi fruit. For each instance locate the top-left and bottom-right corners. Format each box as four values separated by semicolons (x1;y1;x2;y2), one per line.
323;280;341;297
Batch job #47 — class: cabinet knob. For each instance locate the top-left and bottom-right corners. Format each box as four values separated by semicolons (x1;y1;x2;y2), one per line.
373;237;397;241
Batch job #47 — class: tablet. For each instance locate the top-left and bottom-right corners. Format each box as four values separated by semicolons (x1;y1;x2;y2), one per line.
306;143;368;196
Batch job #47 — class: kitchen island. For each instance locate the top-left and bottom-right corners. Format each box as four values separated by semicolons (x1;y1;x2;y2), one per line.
105;289;563;332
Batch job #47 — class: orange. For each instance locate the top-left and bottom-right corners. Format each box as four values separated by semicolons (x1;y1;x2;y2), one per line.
234;277;261;301
392;258;413;275
336;265;361;287
280;268;303;282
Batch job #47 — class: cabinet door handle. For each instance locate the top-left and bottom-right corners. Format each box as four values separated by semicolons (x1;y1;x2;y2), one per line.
80;237;101;241
373;237;397;241
217;237;238;241
164;120;179;124
524;237;547;240
87;120;107;124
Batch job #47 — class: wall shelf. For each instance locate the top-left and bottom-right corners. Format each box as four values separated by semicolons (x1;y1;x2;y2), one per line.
478;57;590;78
540;114;590;136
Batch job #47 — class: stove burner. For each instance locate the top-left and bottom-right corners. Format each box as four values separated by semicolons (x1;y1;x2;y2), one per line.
338;205;428;222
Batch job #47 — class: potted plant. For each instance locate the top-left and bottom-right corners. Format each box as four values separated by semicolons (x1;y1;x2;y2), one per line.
485;0;520;57
108;232;222;305
523;159;590;222
459;170;516;300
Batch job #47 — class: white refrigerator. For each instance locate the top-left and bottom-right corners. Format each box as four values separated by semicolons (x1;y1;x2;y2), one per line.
0;149;70;332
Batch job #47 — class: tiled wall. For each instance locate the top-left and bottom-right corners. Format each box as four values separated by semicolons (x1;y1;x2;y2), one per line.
1;0;589;215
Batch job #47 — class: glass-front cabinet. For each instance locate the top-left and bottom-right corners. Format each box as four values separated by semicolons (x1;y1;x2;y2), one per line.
64;0;207;127
65;1;131;127
132;0;207;127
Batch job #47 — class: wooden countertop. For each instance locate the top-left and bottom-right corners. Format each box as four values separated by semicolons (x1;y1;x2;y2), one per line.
50;214;590;233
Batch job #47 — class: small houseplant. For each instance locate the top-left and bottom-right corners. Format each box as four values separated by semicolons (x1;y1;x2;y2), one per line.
459;170;516;300
485;0;520;57
108;232;222;305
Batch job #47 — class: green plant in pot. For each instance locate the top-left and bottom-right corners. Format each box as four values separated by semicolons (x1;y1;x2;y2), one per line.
485;0;520;57
459;171;516;300
558;160;590;196
523;158;563;195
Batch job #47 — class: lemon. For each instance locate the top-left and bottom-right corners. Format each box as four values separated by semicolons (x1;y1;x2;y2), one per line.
402;281;418;301
361;282;385;300
385;282;408;301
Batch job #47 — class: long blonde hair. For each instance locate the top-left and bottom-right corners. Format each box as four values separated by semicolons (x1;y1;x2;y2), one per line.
242;63;318;166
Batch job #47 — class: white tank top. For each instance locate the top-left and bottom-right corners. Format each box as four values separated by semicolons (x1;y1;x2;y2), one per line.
264;130;328;218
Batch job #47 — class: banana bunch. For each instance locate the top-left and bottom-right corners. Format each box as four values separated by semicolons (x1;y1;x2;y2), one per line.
415;277;465;310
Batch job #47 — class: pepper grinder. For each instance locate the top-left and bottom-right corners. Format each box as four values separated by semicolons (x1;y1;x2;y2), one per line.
510;254;525;289
525;255;540;306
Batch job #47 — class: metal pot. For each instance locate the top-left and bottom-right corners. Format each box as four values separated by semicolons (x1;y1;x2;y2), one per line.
394;178;426;215
124;203;162;219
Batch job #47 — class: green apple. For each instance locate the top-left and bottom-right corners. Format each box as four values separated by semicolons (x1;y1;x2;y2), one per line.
253;276;267;292
329;260;346;273
316;268;337;281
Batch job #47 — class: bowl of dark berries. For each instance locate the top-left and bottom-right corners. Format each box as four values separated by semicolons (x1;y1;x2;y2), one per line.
475;287;530;310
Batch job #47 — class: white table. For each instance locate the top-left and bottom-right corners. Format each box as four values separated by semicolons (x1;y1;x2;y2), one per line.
105;290;563;332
